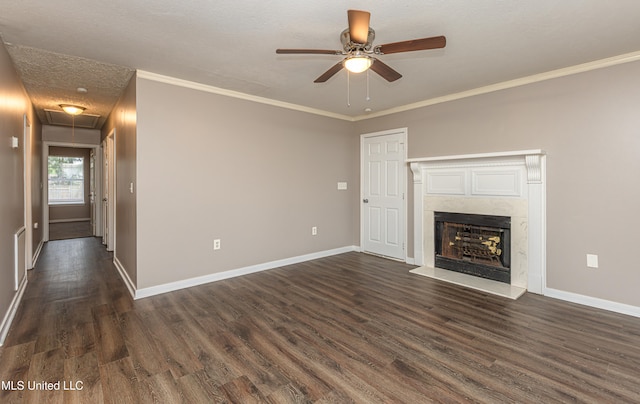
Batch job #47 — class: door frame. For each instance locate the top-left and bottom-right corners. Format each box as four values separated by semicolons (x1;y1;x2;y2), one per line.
23;115;33;269
102;129;116;252
360;128;408;261
42;141;103;242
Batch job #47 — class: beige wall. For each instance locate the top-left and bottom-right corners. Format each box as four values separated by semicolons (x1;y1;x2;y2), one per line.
29;117;43;260
135;78;357;289
102;74;137;286
48;146;91;222
355;60;640;307
0;43;40;339
42;125;101;145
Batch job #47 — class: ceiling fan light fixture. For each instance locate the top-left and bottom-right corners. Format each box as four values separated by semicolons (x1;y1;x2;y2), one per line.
59;104;85;116
343;54;373;73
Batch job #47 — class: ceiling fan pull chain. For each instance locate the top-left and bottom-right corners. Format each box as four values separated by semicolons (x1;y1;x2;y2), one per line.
347;70;351;107
366;69;371;101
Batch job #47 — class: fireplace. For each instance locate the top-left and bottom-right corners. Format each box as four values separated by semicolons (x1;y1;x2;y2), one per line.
435;212;511;284
408;149;546;297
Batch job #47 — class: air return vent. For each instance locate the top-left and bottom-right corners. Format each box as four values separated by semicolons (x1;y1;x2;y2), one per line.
44;109;100;129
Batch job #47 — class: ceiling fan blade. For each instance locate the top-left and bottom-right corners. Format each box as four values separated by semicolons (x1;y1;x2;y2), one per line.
347;9;370;44
370;58;402;82
276;49;341;55
376;35;446;54
314;62;344;83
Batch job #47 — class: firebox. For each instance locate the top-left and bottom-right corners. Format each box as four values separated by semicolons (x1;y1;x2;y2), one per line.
434;212;511;284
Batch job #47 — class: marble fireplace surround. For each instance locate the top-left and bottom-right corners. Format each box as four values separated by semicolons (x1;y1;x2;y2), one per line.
408;150;546;299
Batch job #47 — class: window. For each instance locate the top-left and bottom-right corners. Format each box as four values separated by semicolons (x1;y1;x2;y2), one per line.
48;156;84;204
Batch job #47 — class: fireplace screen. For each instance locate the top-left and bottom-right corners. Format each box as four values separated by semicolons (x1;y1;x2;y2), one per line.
434;212;511;284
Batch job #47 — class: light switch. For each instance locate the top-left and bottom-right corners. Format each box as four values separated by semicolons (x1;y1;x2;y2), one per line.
586;254;598;268
11;136;19;148
337;182;348;190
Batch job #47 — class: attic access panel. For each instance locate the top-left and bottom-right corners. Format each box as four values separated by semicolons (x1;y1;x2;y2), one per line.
44;109;101;129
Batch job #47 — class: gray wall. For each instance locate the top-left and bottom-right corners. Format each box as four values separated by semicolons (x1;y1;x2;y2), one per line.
0;43;41;340
102;74;137;286
355;60;640;307
135;78;357;289
42;125;100;145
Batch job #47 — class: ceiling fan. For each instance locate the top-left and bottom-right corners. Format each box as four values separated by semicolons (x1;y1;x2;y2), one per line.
276;10;446;83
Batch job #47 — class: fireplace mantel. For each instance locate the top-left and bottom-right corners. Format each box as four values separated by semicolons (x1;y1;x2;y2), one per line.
409;150;546;296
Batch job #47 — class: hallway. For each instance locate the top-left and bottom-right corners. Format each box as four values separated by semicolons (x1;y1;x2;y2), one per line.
0;238;129;402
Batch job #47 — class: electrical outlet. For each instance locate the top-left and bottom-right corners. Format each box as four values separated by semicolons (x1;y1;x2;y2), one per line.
586;254;598;268
312;226;317;236
214;239;221;250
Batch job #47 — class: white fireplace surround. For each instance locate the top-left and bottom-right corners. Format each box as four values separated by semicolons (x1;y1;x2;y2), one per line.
409;150;546;295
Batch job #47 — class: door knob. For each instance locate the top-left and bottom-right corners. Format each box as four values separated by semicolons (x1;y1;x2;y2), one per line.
363;199;369;203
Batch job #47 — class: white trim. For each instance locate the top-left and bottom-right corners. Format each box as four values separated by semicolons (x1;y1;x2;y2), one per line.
31;239;44;268
140;52;640;124
114;256;136;299
137;70;353;122
14;227;25;291
0;272;28;346
133;246;358;299
23;115;33;270
43;141;103;242
353;51;640;120
545;288;640;319
407;149;545;164
48;218;91;224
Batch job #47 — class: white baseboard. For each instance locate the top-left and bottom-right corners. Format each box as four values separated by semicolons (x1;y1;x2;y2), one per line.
0;274;28;346
49;218;91;224
545;287;640;318
31;239;44;269
114;256;136;299
134;246;359;300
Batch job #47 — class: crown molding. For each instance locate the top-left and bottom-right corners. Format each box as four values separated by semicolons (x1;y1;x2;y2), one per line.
353;50;640;121
138;50;640;123
136;70;354;122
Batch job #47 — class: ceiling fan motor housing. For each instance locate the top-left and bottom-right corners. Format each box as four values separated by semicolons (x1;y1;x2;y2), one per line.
341;28;375;52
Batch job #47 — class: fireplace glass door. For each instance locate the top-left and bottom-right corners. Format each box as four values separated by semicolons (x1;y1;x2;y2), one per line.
435;212;511;283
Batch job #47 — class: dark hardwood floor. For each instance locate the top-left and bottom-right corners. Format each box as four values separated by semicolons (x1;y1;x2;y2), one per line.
1;237;640;403
48;221;93;241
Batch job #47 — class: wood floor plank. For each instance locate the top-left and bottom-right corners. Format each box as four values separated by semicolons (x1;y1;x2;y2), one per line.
92;311;129;365
0;342;35;403
23;348;65;404
98;357;140;404
119;311;170;378
2;238;640;403
63;352;103;404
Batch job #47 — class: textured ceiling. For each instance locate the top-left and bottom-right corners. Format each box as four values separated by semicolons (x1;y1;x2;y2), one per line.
5;45;134;129
2;0;640;125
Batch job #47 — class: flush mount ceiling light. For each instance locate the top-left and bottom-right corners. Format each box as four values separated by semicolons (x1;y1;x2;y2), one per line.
59;104;85;116
343;52;373;73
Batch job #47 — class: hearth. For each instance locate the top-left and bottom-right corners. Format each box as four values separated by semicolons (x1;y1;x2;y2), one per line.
435;212;511;284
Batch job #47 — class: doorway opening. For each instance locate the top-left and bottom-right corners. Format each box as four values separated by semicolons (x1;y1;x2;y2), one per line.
43;142;103;243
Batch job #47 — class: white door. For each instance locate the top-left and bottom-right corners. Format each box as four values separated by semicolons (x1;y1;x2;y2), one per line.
361;129;407;260
101;133;116;251
89;150;96;235
102;138;111;248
